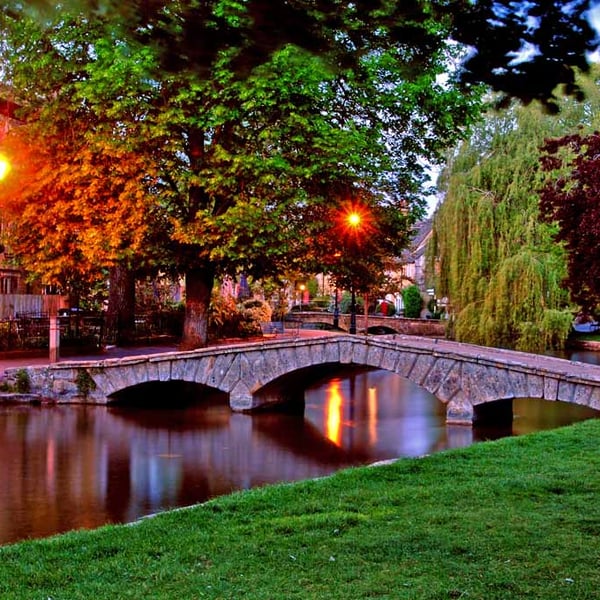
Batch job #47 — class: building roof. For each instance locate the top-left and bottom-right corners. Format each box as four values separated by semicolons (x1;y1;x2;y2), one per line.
400;218;432;263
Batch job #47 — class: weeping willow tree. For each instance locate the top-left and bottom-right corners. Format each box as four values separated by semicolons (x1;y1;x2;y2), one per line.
428;70;600;352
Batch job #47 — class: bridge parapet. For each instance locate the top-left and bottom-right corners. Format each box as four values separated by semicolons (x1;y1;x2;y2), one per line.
289;312;446;336
6;334;600;426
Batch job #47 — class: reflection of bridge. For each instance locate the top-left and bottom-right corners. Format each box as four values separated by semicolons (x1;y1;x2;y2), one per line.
12;334;600;425
289;311;445;336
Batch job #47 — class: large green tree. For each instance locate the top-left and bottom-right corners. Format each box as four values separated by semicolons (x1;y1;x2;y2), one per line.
429;72;600;351
0;3;481;347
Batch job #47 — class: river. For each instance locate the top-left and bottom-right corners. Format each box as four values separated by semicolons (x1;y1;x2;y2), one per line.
0;352;598;545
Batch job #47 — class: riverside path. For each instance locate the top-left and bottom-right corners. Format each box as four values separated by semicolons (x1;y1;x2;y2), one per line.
4;333;600;425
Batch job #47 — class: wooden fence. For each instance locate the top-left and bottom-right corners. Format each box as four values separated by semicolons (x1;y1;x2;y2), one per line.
0;294;69;319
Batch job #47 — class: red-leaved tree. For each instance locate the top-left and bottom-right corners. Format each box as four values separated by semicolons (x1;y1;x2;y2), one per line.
539;132;600;313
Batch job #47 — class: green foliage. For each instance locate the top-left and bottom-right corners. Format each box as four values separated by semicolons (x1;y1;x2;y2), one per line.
430;71;600;350
306;278;319;299
8;1;599;112
0;4;482;347
75;369;97;398
14;369;30;394
402;285;423;318
540;309;573;350
338;291;364;315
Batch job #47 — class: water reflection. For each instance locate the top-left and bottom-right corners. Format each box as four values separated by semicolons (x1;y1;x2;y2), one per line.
0;363;598;546
306;367;449;460
325;380;343;445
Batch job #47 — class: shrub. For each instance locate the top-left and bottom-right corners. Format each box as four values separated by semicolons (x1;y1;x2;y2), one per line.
402;285;423;318
15;369;30;394
240;298;272;324
209;292;243;338
339;291;364;314
209;293;272;339
75;369;97;398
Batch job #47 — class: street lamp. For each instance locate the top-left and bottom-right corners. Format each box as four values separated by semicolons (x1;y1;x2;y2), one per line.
0;155;10;181
347;211;361;227
346;211;362;335
333;285;339;329
349;285;357;334
298;283;306;307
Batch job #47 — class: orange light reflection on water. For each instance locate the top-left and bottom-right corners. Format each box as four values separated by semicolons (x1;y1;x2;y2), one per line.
325;379;343;445
368;386;378;445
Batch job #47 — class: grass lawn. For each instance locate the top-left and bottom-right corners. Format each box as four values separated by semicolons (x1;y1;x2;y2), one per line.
1;419;600;599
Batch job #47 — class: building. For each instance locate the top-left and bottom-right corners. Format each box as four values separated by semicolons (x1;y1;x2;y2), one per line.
397;218;433;290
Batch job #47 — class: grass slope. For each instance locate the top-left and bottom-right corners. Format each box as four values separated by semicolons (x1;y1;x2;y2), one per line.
1;419;600;599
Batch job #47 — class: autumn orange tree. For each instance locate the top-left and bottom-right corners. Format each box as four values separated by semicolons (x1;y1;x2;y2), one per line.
0;14;169;341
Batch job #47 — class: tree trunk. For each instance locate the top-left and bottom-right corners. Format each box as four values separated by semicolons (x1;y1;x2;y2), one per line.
181;266;215;349
106;264;136;346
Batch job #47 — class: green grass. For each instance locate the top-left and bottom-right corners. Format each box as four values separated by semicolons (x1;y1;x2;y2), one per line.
2;420;600;599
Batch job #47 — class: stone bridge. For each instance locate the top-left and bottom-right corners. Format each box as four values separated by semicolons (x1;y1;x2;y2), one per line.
289;311;446;336
8;334;600;426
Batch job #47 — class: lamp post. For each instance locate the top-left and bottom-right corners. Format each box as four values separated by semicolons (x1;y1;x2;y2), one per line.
345;210;363;335
349;285;357;334
333;285;339;329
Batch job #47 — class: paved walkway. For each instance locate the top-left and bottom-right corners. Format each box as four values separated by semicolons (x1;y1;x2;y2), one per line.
0;344;179;377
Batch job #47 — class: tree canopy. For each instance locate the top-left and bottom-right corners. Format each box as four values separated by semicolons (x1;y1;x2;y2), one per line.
429;70;600;352
539;131;600;314
8;0;599;111
0;3;481;346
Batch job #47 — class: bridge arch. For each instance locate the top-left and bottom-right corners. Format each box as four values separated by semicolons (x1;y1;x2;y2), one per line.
109;379;227;405
365;325;397;335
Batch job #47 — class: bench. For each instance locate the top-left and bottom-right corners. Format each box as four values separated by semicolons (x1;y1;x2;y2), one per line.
260;321;285;337
260;319;301;338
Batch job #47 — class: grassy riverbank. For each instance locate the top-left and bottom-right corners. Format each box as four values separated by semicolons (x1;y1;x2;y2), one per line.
1;420;600;599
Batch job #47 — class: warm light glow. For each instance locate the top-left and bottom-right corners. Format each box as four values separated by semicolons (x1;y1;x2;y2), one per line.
368;386;378;445
0;155;10;181
337;203;372;240
347;212;361;227
325;380;343;446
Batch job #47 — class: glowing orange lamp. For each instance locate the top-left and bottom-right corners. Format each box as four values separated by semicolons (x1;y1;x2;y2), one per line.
347;211;361;227
0;155;10;181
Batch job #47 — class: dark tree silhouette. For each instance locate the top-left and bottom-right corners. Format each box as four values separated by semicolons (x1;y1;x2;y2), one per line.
453;0;598;111
5;1;599;108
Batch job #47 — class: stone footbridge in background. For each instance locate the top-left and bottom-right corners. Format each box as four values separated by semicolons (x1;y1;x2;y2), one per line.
7;334;600;426
290;311;446;337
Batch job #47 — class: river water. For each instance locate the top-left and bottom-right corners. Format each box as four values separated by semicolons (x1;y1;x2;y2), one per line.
0;351;598;545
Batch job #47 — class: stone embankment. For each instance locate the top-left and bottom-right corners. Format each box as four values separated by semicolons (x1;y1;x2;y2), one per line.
570;339;600;351
0;392;42;403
